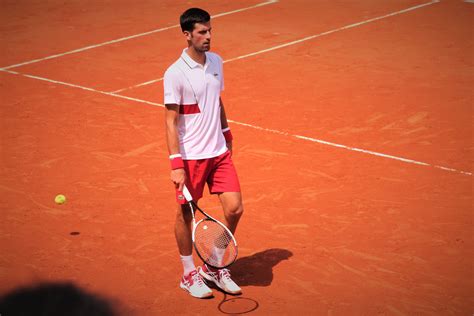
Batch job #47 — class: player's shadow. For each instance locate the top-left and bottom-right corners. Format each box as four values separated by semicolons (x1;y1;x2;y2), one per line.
230;248;293;287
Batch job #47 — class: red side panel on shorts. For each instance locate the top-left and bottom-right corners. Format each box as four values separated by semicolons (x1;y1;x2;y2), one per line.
179;104;200;114
174;151;240;204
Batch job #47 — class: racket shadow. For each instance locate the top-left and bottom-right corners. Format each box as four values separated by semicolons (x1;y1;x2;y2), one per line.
229;248;293;287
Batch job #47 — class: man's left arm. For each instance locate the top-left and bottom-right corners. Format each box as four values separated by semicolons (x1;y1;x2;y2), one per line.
220;97;233;154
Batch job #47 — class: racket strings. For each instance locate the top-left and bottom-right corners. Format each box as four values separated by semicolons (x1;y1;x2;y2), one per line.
194;219;237;268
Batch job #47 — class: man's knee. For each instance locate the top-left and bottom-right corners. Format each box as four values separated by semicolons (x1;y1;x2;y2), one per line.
224;200;244;219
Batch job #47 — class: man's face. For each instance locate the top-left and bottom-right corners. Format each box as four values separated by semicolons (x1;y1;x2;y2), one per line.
186;22;211;52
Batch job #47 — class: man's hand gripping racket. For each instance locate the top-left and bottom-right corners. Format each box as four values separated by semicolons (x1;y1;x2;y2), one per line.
182;185;238;269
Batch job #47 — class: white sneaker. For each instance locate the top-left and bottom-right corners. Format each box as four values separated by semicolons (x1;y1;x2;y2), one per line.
199;264;242;295
180;269;213;298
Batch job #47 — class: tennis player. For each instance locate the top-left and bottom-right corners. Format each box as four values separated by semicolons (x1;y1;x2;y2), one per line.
164;8;244;298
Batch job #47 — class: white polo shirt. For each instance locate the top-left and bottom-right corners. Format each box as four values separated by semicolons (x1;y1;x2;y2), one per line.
163;49;227;160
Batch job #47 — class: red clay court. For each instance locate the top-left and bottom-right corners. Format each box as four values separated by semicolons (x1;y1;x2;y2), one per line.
1;0;472;314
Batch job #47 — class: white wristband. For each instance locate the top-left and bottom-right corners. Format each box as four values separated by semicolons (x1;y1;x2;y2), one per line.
169;154;182;159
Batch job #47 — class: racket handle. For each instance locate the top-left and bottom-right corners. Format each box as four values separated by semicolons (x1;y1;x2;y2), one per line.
182;185;193;202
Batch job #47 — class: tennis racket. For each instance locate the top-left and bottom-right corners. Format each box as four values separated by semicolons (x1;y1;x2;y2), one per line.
182;185;238;269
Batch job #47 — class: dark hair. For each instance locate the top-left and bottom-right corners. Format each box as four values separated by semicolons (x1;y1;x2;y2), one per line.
0;282;118;316
180;8;210;32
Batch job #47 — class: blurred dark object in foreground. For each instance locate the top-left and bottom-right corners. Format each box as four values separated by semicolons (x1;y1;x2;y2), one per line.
0;281;117;316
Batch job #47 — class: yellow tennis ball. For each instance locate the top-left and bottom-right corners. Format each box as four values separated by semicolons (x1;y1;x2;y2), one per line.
55;194;66;205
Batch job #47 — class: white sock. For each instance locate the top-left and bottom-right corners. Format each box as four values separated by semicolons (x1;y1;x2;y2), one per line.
180;254;196;276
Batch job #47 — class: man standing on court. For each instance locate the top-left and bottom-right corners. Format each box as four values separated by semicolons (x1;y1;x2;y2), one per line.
163;8;244;298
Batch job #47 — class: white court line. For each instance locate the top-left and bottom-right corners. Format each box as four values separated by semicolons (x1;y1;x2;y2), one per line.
111;0;440;94
224;0;440;62
0;0;278;71
2;69;471;176
111;77;163;94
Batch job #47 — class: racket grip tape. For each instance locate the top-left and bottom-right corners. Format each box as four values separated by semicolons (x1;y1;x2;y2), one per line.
182;185;194;202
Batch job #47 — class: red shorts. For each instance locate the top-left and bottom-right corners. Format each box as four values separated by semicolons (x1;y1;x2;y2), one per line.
176;150;241;204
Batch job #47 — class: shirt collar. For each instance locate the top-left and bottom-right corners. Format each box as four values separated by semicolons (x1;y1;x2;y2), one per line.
181;48;210;69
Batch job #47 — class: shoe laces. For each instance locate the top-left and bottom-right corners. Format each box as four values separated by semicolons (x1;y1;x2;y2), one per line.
191;271;205;286
219;268;232;282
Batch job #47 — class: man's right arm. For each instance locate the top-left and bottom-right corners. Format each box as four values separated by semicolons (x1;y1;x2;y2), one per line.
165;104;186;191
